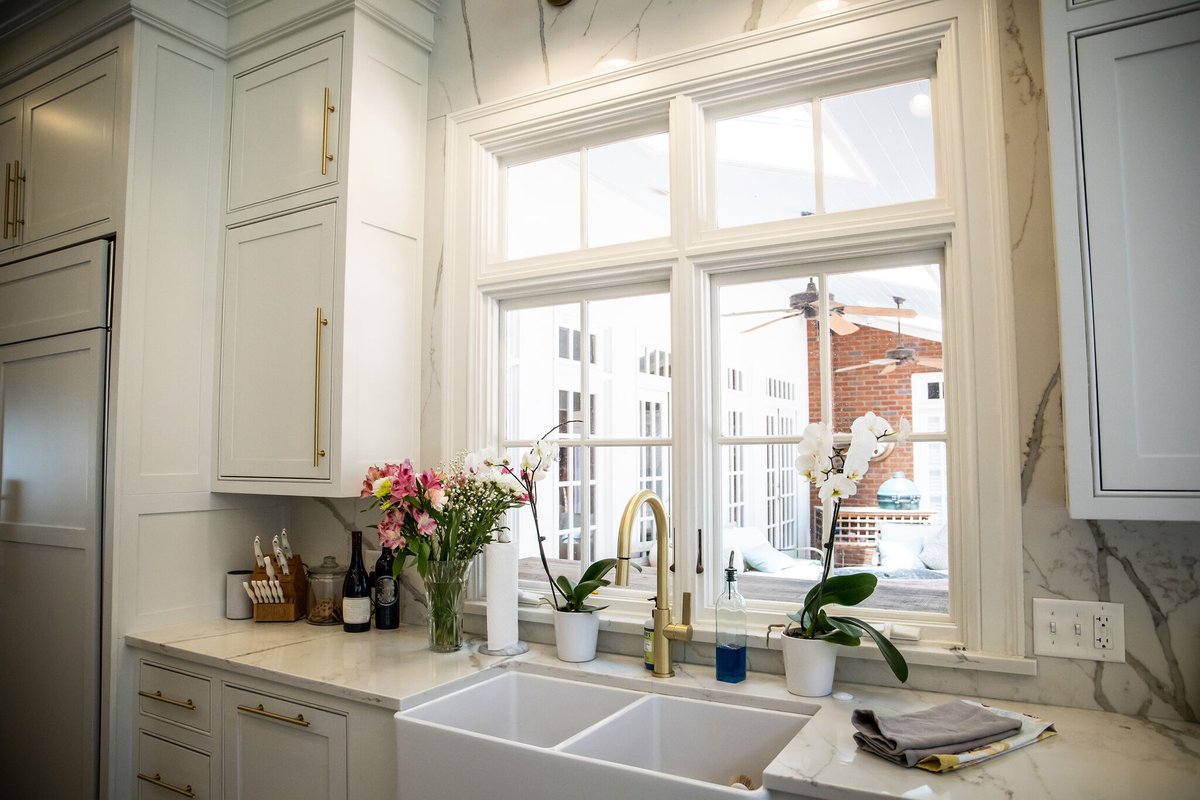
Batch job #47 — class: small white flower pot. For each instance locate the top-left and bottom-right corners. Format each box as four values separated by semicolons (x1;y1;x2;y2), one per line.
553;609;600;662
781;634;838;697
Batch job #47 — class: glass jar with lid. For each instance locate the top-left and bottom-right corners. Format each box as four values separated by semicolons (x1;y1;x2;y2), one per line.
306;556;347;625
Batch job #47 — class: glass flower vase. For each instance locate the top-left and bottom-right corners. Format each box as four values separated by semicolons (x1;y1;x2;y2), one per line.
423;559;472;652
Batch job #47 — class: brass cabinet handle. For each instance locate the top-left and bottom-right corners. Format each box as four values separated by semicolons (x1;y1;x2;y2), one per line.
3;161;11;239
321;87;335;175
136;772;195;798
138;689;196;710
237;702;311;727
11;159;22;230
313;307;328;466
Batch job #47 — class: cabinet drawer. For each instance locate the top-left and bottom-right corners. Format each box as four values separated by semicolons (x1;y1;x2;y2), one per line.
139;661;212;734
0;239;108;344
138;731;210;800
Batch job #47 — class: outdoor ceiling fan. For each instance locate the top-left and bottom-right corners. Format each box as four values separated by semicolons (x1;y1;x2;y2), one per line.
835;296;943;375
724;278;917;335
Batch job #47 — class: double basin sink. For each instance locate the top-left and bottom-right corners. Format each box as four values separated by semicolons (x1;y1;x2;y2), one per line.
395;670;813;799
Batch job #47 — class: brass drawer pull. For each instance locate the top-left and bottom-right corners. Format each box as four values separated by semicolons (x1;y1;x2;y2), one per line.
237;702;311;727
137;772;195;798
321;87;336;175
138;689;196;710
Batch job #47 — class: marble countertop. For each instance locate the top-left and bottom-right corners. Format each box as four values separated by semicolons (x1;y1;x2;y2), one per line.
127;620;1200;799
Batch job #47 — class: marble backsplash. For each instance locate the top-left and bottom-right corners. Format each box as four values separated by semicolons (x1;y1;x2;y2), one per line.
290;0;1198;724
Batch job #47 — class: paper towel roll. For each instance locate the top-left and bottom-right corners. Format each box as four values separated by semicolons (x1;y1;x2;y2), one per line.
485;540;519;651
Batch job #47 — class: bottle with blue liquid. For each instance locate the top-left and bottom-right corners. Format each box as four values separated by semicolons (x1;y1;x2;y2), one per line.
715;551;747;683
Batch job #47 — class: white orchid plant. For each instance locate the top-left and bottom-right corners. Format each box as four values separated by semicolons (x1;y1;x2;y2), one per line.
478;421;635;612
785;412;913;682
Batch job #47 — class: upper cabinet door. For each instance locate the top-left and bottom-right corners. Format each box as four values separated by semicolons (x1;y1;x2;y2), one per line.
228;38;343;211
1076;10;1200;498
21;53;117;245
0;99;20;254
218;204;336;481
1044;0;1200;519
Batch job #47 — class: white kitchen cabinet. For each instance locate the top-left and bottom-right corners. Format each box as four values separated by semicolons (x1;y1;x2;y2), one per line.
223;685;348;800
0;52;118;255
138;732;212;800
132;652;396;800
228;37;342;212
218;205;336;481
215;8;428;496
1043;0;1200;520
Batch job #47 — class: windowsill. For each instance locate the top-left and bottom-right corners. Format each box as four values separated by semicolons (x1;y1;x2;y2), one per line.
464;599;1037;676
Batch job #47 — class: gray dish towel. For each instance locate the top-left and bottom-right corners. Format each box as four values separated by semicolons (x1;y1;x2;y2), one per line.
851;702;1022;767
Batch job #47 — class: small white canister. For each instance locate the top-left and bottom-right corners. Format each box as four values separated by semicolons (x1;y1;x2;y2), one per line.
226;569;254;619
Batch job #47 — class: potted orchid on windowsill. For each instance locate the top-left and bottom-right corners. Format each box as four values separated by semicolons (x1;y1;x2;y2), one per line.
768;412;912;697
361;455;526;651
477;421;636;662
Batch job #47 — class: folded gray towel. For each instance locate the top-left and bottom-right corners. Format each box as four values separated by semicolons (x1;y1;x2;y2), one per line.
851;702;1022;767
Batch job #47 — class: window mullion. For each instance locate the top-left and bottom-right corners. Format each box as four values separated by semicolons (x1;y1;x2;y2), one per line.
578;146;589;250
579;300;593;570
812;98;825;215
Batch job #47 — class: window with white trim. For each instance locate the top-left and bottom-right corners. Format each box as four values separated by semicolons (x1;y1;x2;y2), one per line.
503;290;673;581
448;0;1024;662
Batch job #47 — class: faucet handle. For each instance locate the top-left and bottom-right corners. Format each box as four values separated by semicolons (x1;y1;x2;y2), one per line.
663;591;694;642
680;591;692;627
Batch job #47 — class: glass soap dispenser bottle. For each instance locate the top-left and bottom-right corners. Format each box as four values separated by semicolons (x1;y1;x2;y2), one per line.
716;551;747;683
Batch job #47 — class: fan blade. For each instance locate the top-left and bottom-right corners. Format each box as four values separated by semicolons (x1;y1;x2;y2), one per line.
878;363;898;376
828;313;859;335
741;312;801;334
721;308;796;317
917;357;943;369
837;305;918;318
830;311;859;335
835;362;878;373
869;358;897;365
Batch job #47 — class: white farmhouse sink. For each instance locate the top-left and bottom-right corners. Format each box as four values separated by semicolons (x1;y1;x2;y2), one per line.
395;670;812;800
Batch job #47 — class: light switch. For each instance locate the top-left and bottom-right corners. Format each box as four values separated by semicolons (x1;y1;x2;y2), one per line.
1032;598;1125;662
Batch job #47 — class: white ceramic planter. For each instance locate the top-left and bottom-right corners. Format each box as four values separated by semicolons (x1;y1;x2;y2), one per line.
553;609;600;662
781;634;838;697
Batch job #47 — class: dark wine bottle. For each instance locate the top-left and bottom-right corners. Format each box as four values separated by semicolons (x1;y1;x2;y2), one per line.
342;530;371;633
373;547;399;630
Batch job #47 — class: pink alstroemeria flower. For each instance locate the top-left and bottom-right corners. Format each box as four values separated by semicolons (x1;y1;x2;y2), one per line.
415;512;437;537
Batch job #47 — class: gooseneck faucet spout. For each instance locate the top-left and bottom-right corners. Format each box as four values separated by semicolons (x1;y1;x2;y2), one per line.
614;490;693;677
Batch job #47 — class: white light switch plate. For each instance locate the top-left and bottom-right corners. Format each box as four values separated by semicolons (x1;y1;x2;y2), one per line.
1032;598;1125;662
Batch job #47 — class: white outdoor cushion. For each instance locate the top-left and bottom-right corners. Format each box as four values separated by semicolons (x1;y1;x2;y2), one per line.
920;522;950;571
876;523;927;570
742;541;797;573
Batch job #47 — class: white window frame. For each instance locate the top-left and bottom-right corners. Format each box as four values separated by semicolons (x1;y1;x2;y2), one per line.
440;0;1028;669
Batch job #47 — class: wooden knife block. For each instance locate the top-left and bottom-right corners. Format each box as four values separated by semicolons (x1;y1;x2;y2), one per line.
250;555;308;622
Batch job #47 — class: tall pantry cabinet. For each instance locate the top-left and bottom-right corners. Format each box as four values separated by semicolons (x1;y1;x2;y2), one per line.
0;13;231;800
215;9;429;497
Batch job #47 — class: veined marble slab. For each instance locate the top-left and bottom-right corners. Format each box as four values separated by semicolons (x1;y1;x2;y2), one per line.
127;619;1200;799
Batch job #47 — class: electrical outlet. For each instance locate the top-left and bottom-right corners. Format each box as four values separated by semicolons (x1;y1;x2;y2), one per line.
1032;598;1125;662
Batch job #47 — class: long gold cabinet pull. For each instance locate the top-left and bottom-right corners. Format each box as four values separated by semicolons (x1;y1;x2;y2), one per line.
136;772;195;798
321;87;336;175
237;702;311;728
3;161;11;239
314;308;328;466
11;159;22;232
138;689;196;711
